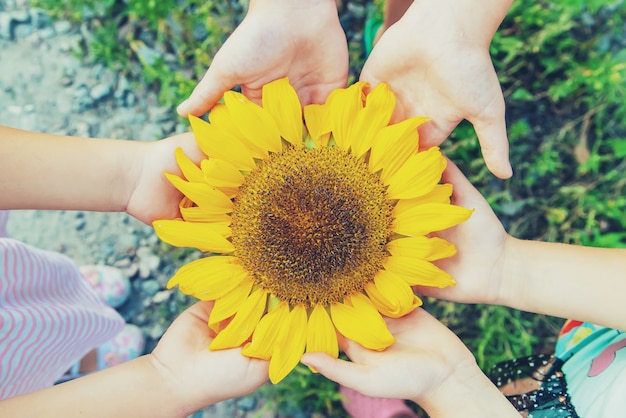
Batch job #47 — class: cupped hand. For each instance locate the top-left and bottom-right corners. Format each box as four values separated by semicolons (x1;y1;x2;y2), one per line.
361;7;511;179
177;0;348;117
301;308;477;403
416;160;509;305
125;132;203;224
151;301;269;408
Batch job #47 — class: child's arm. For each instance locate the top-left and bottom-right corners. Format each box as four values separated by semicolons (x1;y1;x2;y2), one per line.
501;238;626;330
0;302;269;417
302;308;520;417
422;161;626;330
0;126;202;223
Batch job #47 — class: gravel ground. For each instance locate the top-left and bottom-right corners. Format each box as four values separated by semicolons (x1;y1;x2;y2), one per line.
0;1;278;416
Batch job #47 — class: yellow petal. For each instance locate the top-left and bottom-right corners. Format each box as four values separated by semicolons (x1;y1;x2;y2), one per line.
365;270;422;318
153;219;233;252
306;305;339;359
179;198;232;224
262;78;303;146
166;256;248;298
209;103;269;160
384;256;455;287
303;103;331;147
201;159;245;188
210;288;268;350
386;236;457;261
393;203;473;236
241;301;290;360
330;293;395;350
209;279;255;332
189;114;255;170
224;90;282;154
395;184;453;207
349;83;395;158
164;173;233;214
269;305;307;384
384;147;446;199
327;82;367;150
174;147;203;183
208;103;241;137
369;116;428;175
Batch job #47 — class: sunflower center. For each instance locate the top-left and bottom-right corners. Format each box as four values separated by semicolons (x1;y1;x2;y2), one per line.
232;146;393;307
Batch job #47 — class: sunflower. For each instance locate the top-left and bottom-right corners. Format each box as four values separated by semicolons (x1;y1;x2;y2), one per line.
153;78;472;384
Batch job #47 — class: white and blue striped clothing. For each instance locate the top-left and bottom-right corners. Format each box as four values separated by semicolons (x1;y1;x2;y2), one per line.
0;211;124;399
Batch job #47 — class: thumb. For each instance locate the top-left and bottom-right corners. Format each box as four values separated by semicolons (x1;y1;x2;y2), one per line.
177;65;236;118
471;111;512;179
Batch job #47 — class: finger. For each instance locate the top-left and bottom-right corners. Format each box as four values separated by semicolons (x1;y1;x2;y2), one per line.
184;301;217;329
339;337;374;364
300;352;371;391
417;119;452;149
471;111;512;179
412;285;451;300
177;66;237;118
440;158;483;207
240;84;263;106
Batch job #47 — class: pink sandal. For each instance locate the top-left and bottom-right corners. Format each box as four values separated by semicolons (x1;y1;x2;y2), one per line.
79;265;131;309
340;386;420;418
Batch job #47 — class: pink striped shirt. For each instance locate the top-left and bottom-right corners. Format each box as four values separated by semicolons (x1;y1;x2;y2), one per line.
0;223;124;399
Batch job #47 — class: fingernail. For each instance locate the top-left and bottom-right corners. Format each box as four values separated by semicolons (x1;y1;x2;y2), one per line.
177;100;188;116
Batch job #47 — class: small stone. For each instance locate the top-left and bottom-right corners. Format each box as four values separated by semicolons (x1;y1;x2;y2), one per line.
152;290;171;304
148;322;167;340
74;219;86;231
90;83;112;102
136;247;160;279
141;279;160;296
123;263;139;279
53;20;72;35
113;258;131;268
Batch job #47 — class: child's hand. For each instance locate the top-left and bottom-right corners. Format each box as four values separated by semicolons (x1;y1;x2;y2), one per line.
417;160;510;306
302;308;519;417
150;301;269;409
301;308;475;402
176;0;348;117
361;1;512;179
125;132;203;224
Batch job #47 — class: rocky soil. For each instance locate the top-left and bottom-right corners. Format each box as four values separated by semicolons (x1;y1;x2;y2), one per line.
0;1;275;416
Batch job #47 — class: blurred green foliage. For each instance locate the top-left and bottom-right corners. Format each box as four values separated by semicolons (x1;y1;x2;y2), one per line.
32;0;626;415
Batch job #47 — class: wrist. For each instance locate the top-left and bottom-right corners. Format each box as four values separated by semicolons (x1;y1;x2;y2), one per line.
497;235;524;309
249;0;337;12
144;353;206;418
403;0;513;48
416;360;518;417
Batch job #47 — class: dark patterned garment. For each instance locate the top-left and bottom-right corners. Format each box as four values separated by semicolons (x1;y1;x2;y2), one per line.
490;320;626;417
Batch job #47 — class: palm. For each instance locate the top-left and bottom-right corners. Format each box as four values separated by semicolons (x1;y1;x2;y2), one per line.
152;302;268;406
126;133;203;224
361;24;511;178
416;162;508;304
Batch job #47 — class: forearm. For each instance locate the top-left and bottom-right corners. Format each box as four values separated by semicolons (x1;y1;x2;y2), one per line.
403;0;514;47
249;0;337;11
417;362;519;417
501;237;626;330
0;355;199;418
0;126;143;212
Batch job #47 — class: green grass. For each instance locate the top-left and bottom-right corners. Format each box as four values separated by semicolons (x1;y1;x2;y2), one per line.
32;0;626;415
